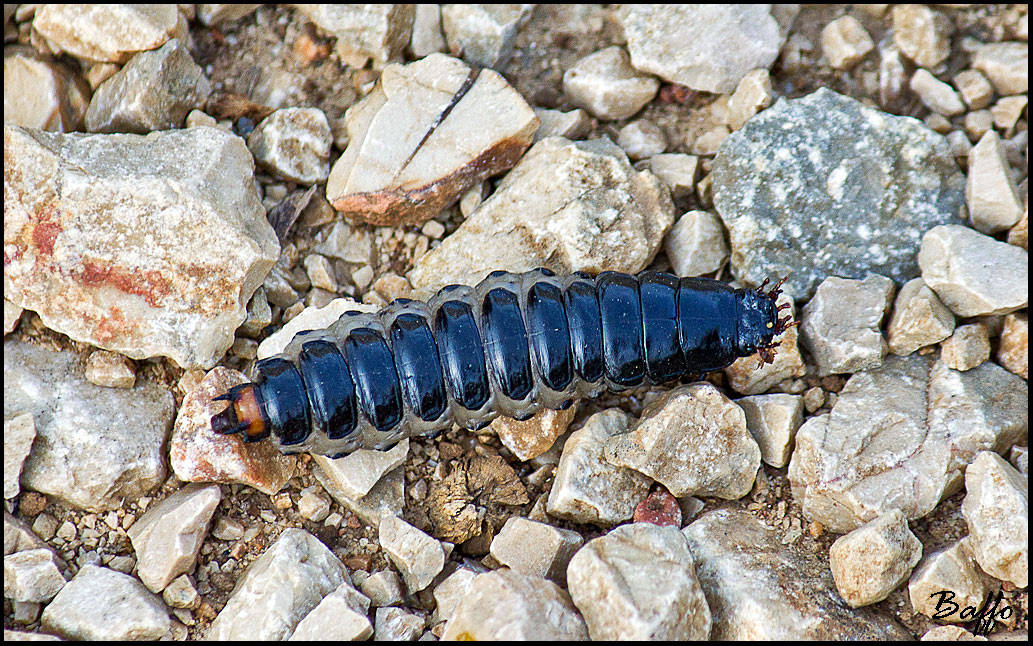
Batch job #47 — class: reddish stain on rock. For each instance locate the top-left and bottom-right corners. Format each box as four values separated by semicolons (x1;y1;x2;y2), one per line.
633;487;682;527
31;206;63;257
80;260;171;308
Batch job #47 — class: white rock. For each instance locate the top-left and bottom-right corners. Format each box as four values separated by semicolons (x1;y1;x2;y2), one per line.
966;131;1024;234
562;46;659;121
962;452;1027;588
910;69;966;117
4;548;66;603
289;581;372;641
663;210;729;277
257;298;378;359
643;153;699;199
616;119;666;161
908;537;989;622
489;517;583;584
378;515;445;593
886;278;955;356
294;5;414;68
33;5;180;63
892;5;952;68
939;324;990;371
40;565;169;640
821;16;874;70
248;108;332;185
828;509;923;608
440;4;531;69
972;42;1028;95
800;275;895;376
727;69;773;130
736;393;803;468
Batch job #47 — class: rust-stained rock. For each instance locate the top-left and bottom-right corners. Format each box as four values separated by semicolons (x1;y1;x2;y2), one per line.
170;367;296;495
3;125;279;369
326;53;539;226
490;405;576;461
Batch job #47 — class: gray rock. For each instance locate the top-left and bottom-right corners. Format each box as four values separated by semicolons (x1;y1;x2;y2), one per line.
567;523;711;640
962;452;1027;588
41;565;170;640
289;581;372;641
788;355;1027;533
618;5;790;94
713;88;965;300
4;412;36;500
886;278;956;356
4;549;66;603
3;125;278;369
127;484;221;592
489;517;583;584
440;4;531;69
294;5;414;68
683;510;910;639
378;515;445;593
441;570;588;640
918;225;1028;317
248;108;332;185
562;46;659;121
5;340;174;511
408;137;674;294
208;529;349;640
546;410;652;526
908;537;990;622
85;39;211;134
603;384;761;499
33;5;180;63
828;510;923;608
736;393;803;468
800;275;895;376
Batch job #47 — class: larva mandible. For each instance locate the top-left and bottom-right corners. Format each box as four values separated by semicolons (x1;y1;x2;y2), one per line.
211;269;794;458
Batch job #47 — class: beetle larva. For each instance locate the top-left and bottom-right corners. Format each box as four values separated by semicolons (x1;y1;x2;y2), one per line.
211;269;793;457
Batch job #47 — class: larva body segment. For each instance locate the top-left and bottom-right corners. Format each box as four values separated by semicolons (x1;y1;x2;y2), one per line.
212;269;791;457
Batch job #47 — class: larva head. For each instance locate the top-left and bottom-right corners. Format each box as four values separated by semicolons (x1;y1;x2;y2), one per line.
211;383;271;443
735;276;795;364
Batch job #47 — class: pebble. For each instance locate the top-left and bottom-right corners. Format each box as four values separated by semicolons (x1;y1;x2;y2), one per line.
918;225;1028;317
312;439;408;500
908;537;989;622
828;509;923;608
32;5;180;63
736;394;803;468
289;581;373;641
301;253;338;292
314;221;375;265
800;275;895;376
562;46;659;120
546;409;652;526
410;4;446;58
616;119;667;161
208;529;349;640
378;515;445;593
953;69;994;110
490;405;575;461
3;125;278;369
891;4;953;68
195;5;260;27
420;219;446;240
618;5;789;93
326;54;538;226
532;108;591;142
568;523;711;640
297;486;331;522
314;463;404;527
990;95;1026;134
439;4;531;69
4;548;66;602
170;367;296;495
85;39;211;134
431;566;480;625
910;68;966;117
247;107;332;185
603;384;761;499
997;312;1027;379
964;109;994;141
683;510;910;639
441;570;588;640
3;412;36;500
662;210;729;277
3;47;88;131
940;323;991;371
642;153;699;199
373;606;425;641
821;15;874;70
713;88;965;300
41;565;169;640
360;570;406;608
692;126;730;156
84;350;137;388
727;69;773;131
633;488;682;527
294;5;414;68
886;278;956;356
961;452;1028;588
971;42;1028;95
408;137;674;293
488;517;583;584
789;354;1028;532
127;484;221;592
5;341;175;511
162;574;200;610
966;131;1024;234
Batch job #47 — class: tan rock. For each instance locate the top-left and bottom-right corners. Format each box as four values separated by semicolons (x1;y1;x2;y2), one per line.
821;16;874;70
997;312;1027;379
491;405;576;461
33;5;180;63
967;131;1023;234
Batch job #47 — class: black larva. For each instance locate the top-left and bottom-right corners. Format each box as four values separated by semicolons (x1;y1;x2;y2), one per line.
211;269;793;457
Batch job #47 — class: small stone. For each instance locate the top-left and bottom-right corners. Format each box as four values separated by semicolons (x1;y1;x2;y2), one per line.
248;107;332;185
990;95;1027;134
290;581;373;641
294;5;414;68
84;350;136;388
821;16;874;70
297;486;331;522
693;126;730;156
802;387;825;414
33;5;180;63
378;515;445;593
41;565;169;640
997;312;1027;379
490;406;575;462
972;42;1028;95
727;69;773;130
562;46;659;120
373;273;411;302
962;452;1027;588
360;570;406;608
439;4;531;69
3;413;36;500
410;4;446;58
910;69;966;117
458;182;486;216
302;254;338;293
923;112;952;135
532;108;591;143
953;69;995;110
1007;206;1027;250
892;5;952;68
964;109;994;142
800;275;895;376
966;131;1024;234
632;488;682;527
725;291;806;395
918;225;1028;317
663;210;729;277
489;517;582;584
314;221;374;264
431;567;480;624
238;288;272;339
940;324;991;371
828;509;923;608
946;130;973;159
4;548;66;602
643;154;698;199
162;574;200;610
617;119;667;161
736;394;803;468
373;606;424;641
886;278;956;356
3;46;87;132
908;538;989;622
420;219;446;240
313;439;408;500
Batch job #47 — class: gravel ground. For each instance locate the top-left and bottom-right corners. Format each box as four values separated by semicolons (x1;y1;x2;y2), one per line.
3;4;1028;641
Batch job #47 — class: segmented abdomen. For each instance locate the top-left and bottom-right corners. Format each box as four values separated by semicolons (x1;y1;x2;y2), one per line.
248;269;740;456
